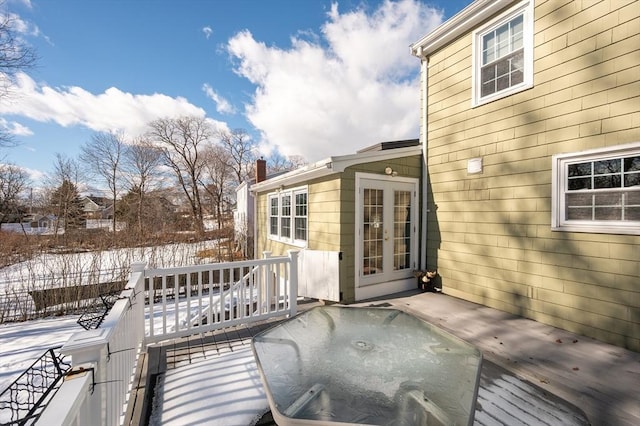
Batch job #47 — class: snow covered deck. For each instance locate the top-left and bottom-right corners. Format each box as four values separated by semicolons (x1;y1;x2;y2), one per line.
140;303;323;425
133;291;640;426
140;308;591;426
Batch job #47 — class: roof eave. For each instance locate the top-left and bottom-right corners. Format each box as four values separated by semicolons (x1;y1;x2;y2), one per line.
250;145;422;193
410;0;513;58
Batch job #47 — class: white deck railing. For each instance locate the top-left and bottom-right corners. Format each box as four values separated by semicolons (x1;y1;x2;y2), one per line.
145;251;299;344
38;261;146;426
38;251;299;426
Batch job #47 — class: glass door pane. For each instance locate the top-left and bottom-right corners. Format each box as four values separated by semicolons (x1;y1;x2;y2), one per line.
363;188;383;276
393;190;411;271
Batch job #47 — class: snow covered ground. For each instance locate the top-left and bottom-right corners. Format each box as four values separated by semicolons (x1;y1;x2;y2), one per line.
0;315;83;393
0;240;224;323
0;240;222;391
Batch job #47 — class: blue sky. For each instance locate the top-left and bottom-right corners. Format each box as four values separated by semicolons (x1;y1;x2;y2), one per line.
0;0;472;185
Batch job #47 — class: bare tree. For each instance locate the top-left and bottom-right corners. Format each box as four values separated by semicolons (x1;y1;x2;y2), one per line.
147;116;212;235
80;131;124;233
200;145;233;229
216;128;256;184
0;7;37;147
267;152;308;173
0;163;29;222
46;153;83;190
121;137;163;235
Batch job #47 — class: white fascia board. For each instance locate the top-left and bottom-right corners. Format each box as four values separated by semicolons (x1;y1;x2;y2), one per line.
410;0;512;58
250;145;422;193
249;158;334;193
330;145;422;172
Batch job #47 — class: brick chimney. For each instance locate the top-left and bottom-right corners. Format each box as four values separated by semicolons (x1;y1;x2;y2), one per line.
255;158;267;183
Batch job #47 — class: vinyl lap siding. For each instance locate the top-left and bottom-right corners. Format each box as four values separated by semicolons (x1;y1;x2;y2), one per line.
425;0;640;351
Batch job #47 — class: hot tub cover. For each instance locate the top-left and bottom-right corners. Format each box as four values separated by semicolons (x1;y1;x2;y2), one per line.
252;306;482;425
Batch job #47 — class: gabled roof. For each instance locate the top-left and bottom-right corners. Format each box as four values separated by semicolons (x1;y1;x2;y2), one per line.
410;0;513;58
250;140;421;193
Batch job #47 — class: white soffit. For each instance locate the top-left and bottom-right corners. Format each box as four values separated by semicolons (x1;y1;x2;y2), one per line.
410;0;513;58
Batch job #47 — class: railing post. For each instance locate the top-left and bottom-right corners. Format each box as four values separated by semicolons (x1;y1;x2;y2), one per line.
59;330;109;425
130;261;146;276
288;250;298;317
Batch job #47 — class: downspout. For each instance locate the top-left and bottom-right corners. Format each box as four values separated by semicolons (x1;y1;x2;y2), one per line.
420;55;429;271
252;188;258;259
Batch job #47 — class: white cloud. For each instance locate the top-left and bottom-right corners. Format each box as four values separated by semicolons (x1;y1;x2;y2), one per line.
11;0;33;10
0;117;32;136
0;161;43;183
7;12;40;37
0;73;214;137
227;0;443;162
22;165;44;183
202;83;236;115
202;26;213;39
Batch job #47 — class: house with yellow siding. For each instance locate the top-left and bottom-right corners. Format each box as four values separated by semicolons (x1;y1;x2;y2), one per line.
410;0;639;351
250;140;423;304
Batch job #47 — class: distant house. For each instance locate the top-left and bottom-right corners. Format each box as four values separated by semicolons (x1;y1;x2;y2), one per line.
234;177;256;258
81;196;113;220
235;159;290;258
410;0;639;351
250;140;422;303
28;214;56;230
0;214;57;234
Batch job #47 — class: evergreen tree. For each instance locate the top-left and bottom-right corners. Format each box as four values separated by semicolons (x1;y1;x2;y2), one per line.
116;186;177;237
50;179;85;236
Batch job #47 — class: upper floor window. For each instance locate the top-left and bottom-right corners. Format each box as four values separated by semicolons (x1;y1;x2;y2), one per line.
268;186;308;246
552;143;640;235
473;1;533;106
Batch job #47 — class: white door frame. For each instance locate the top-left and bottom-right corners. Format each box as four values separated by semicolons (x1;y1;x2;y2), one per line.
354;172;419;301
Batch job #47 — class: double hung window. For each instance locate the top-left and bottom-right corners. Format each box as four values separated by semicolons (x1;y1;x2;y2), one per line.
552;143;640;235
473;1;533;106
268;187;308;245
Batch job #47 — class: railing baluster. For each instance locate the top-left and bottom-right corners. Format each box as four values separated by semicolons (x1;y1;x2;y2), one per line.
207;269;213;325
249;266;255;316
148;276;155;339
197;271;203;326
173;273;179;332
162;274;167;336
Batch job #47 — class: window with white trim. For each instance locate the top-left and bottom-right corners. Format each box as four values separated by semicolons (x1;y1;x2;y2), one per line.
294;192;307;240
473;1;533;106
552;143;640;235
268;187;308;245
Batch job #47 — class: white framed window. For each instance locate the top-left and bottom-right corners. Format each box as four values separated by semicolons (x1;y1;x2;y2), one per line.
552;142;640;235
472;0;534;106
294;191;307;241
268;186;308;246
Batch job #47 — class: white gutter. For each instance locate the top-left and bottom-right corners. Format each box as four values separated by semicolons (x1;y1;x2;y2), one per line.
420;57;429;271
410;0;512;58
250;145;421;193
252;183;258;259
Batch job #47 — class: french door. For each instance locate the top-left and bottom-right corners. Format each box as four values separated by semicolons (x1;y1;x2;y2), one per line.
356;174;418;291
